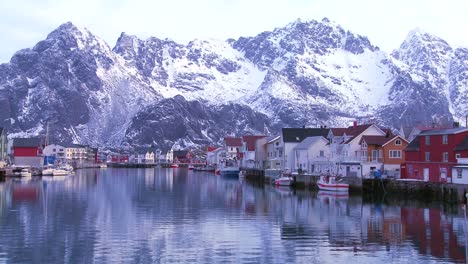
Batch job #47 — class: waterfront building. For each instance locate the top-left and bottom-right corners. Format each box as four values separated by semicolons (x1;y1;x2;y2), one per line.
240;135;267;168
223;137;242;160
359;135;409;178
12;138;43;167
42;144;66;164
0;128;7;163
401;127;468;182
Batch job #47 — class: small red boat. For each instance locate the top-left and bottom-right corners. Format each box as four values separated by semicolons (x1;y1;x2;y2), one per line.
188;165;194;170
170;164;179;168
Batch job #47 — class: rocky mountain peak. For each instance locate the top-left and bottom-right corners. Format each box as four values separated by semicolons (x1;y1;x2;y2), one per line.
391;28;453;74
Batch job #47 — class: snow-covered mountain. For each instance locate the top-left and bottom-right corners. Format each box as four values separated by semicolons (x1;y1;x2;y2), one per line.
0;19;465;150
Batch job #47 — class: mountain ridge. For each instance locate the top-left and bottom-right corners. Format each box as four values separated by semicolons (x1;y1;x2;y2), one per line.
0;19;466;150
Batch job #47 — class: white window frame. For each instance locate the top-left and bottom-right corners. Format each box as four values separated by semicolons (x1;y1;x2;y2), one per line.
457;168;463;179
442;135;448;145
389;150;401;159
395;139;402;146
362;142;367;148
425;152;430;162
442;152;448;162
456;153;461;159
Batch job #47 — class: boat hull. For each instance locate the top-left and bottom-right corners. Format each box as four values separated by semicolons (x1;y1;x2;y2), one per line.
317;182;349;192
275;177;293;186
52;170;70;176
220;167;239;178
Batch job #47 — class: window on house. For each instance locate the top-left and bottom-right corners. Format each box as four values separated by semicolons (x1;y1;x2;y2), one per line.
389;150;401;158
457;168;463;179
362;142;367;148
425;152;430;162
425;136;430;145
456;154;461;159
319;150;324;157
395;139;402;145
442;135;448;144
442;152;448;162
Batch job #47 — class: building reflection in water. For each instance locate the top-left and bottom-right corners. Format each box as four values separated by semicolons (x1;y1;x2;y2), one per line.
0;169;467;263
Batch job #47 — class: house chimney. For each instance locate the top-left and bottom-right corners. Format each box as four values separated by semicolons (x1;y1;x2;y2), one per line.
453;122;460;128
353;121;357;128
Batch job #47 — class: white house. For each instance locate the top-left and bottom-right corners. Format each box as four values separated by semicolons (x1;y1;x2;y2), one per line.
240;135;267;168
130;148;156;164
327;123;387;177
64;144;87;164
265;136;282;170
254;136;270;169
42;144;66;164
452;158;468;184
292;136;331;174
207;147;225;166
224;137;242;159
281;128;330;172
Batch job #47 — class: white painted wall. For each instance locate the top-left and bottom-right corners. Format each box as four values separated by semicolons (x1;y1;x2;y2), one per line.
452;167;468;184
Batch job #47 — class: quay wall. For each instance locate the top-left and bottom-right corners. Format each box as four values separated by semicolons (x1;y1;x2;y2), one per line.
244;168;468;204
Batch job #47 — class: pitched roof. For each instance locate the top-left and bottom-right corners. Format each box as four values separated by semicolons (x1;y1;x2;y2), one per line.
61;143;86;148
173;150;189;157
360;135;391;146
294;136;328;150
134;147;156;154
242;135;267;151
13;138;42;147
207;146;218;152
282;128;329;143
405;136;420;152
345;124;373;136
455;136;468;151
382;136;409;147
420;127;468;136
330;128;347;136
224;137;242;147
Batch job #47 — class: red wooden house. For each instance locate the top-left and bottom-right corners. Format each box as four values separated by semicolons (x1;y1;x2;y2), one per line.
111;154;129;163
173;150;191;163
12;138;43;167
400;127;468;182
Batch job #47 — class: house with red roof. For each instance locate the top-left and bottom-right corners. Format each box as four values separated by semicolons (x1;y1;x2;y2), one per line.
224;137;242;160
327;122;388;177
359;135;409;178
240;135;267;168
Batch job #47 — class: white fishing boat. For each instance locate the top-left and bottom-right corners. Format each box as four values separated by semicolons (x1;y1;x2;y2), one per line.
52;169;69;176
220;159;240;178
274;176;294;186
100;163;107;169
20;168;32;177
317;174;349;192
42;167;54;176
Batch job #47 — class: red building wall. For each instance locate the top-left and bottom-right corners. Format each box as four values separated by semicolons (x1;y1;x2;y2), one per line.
14;147;40;157
402;131;468;182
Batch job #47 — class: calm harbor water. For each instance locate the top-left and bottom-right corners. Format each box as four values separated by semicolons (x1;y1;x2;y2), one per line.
0;168;467;263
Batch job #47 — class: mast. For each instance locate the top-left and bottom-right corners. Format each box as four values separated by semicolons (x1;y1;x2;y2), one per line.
45;122;49;147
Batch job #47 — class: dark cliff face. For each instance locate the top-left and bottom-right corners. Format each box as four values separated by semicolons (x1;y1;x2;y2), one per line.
0;20;464;149
124;95;277;150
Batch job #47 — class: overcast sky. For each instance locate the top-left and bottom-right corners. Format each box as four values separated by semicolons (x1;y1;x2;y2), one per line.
0;0;467;62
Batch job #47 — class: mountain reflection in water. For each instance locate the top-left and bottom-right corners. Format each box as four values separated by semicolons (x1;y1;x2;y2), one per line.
0;168;466;263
